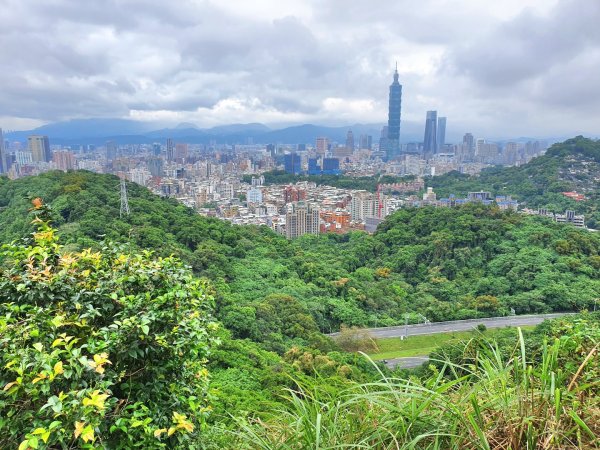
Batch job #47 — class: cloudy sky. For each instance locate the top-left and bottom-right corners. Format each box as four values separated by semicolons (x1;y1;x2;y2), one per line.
1;0;599;139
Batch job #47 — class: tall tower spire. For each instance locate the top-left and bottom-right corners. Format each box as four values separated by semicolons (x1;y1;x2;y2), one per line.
385;65;402;160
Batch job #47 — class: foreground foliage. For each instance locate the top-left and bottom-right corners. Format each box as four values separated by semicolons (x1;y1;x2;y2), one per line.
0;202;218;448
236;315;600;449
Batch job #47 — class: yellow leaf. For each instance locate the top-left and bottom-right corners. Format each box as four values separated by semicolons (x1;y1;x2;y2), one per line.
74;421;84;439
54;361;64;376
167;427;176;436
51;339;63;348
32;373;47;384
180;421;194;433
3;381;17;391
82;390;109;411
153;428;167;438
88;353;111;374
81;426;95;443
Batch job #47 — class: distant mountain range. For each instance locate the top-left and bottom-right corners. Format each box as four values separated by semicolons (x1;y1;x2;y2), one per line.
3;118;430;147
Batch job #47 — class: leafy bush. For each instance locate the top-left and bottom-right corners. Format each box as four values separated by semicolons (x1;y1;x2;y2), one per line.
0;201;218;448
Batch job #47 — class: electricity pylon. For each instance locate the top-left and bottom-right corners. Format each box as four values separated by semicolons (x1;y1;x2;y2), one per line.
120;177;130;218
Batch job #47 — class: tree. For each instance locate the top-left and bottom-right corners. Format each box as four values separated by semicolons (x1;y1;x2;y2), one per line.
0;200;218;448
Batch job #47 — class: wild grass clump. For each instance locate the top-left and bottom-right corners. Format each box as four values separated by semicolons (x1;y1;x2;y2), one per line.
233;322;599;449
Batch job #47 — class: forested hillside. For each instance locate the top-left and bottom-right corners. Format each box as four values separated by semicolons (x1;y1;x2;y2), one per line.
1;168;599;350
429;136;600;227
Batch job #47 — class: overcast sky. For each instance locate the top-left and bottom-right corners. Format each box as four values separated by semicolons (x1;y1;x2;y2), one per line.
1;0;599;138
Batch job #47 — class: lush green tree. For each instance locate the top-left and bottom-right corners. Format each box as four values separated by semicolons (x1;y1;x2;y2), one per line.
0;202;218;448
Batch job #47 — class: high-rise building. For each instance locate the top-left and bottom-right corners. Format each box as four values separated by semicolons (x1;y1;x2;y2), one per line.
463;133;474;153
316;137;329;155
423;111;437;156
106;141;118;161
322;158;340;175
350;191;387;222
504;142;518;165
152;143;162;156
284;153;301;175
308;158;321;175
0;128;8;174
386;65;402;160
52;150;75;171
345;130;355;152
174;143;188;162
28;135;51;163
437;117;446;152
359;134;372;150
147;158;164;177
285;202;320;239
166;139;174;162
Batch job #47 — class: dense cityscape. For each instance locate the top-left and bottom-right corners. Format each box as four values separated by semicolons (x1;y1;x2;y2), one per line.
1;69;575;238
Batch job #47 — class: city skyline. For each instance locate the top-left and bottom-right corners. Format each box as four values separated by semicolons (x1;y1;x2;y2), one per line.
1;0;599;139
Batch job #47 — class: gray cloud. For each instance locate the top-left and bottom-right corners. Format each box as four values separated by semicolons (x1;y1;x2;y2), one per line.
0;0;599;138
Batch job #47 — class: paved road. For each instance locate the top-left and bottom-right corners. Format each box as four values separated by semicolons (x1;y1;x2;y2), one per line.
383;356;429;369
363;313;572;370
331;313;570;340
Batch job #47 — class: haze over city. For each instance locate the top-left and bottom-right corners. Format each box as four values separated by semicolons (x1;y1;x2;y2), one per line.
2;0;600;139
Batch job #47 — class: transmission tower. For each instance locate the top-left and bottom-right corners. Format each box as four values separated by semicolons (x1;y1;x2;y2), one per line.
120;178;130;218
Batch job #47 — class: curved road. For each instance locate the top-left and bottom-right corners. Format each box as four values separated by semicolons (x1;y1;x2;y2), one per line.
330;313;570;340
329;313;572;369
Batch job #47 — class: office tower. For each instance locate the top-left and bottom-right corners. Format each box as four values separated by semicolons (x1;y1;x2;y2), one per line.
308;158;321;175
284;153;301;175
28;135;51;163
52;150;75;171
345;130;355;152
106;141;118;161
16;151;33;166
152;143;161;156
266;143;276;157
316;137;329;155
463;133;474;153
504;142;518;165
147;158;164;177
174;143;188;161
322;158;340;175
285;202;320;239
437;117;446;152
386;65;402;160
0;128;8;174
423;111;437;156
359;134;372;150
166;139;174;162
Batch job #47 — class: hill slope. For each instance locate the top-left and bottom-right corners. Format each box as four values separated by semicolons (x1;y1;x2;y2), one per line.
1;170;599;345
429;136;600;226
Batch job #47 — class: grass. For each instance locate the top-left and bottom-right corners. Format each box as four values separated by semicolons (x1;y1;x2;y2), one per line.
369;326;536;360
233;316;600;449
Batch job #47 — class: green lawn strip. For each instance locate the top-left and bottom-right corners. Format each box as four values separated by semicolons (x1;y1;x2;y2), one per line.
368;326;536;361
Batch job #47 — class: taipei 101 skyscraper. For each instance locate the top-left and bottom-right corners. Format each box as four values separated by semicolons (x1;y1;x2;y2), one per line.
386;64;402;160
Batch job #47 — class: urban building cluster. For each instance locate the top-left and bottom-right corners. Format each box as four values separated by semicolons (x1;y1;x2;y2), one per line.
522;208;586;228
0;66;576;238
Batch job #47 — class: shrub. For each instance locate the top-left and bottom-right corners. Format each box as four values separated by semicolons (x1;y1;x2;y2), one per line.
0;201;218;448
